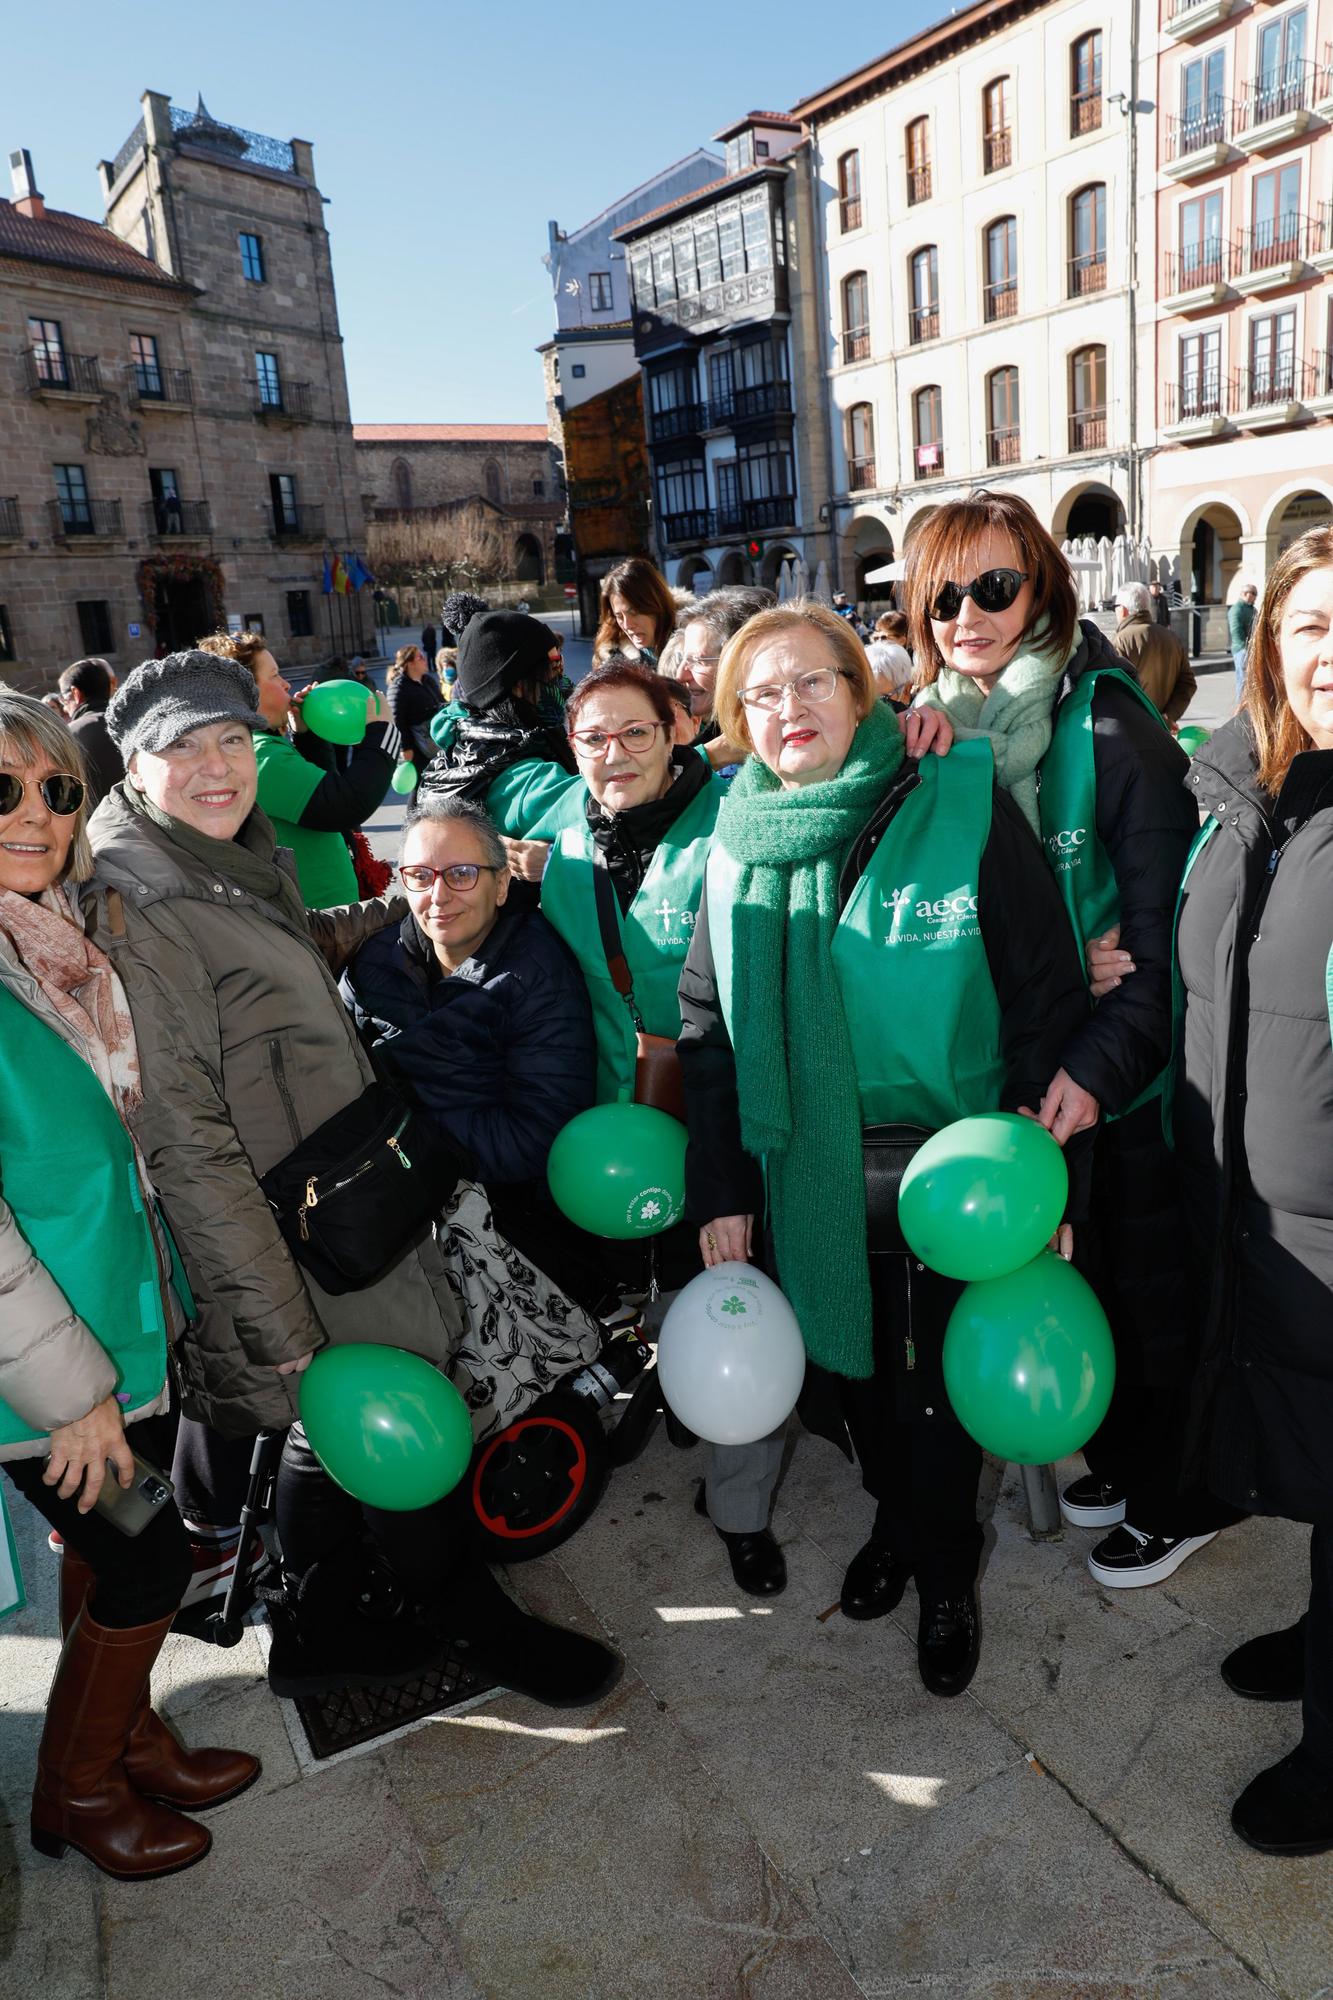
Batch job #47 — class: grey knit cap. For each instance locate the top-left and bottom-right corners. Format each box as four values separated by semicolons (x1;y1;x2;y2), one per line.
106;649;262;757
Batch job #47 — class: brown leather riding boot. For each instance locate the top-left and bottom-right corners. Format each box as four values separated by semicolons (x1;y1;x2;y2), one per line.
32;1600;211;1878
59;1548;260;1813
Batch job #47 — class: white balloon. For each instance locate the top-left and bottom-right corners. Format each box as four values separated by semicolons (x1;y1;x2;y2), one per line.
657;1261;806;1446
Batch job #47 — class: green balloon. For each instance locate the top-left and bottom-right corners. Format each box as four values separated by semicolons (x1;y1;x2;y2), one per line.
391;760;419;795
547;1102;687;1239
898;1113;1068;1281
1176;725;1211;757
303;680;371;746
299;1343;473;1510
943;1254;1114;1464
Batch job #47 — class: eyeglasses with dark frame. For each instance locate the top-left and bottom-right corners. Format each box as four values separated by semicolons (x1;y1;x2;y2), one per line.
739;667;850;713
0;771;86;817
927;568;1031;622
568;720;669;757
398;862;503;893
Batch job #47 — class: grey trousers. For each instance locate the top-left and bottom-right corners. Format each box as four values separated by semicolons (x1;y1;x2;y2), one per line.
643;1288;787;1535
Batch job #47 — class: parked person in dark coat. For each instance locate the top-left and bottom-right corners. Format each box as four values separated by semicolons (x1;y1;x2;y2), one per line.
386;644;444;769
1159;526;1333;1855
679;600;1088;1694
420;623;437;666
1112;582;1196;728
341;794;596;1243
907;494;1236;1589
57;658;123;805
1149;578;1172;627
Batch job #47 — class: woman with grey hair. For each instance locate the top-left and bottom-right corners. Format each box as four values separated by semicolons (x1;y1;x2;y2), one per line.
82;651;620;1709
0;690;258;1880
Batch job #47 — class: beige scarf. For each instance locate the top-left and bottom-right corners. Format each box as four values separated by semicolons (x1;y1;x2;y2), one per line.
0;885;142;1121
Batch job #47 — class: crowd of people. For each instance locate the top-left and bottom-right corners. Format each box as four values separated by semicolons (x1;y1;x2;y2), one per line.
3;498;1331;1886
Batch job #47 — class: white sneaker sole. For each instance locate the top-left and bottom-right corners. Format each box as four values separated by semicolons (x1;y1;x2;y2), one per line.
1089;1530;1219;1589
1060;1495;1127;1529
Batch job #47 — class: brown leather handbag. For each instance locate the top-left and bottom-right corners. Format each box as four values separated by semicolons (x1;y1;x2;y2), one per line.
592;862;687;1124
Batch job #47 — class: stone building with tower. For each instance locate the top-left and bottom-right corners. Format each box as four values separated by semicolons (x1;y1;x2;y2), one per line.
0;92;367;689
353;422;564;585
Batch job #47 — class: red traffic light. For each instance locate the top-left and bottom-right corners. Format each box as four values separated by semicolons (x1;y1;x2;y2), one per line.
745;538;763;560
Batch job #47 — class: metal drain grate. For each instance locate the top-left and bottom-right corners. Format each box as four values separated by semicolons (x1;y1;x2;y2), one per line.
269;1605;497;1760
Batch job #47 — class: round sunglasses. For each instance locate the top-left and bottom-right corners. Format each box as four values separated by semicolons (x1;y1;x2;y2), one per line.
0;771;86;817
928;568;1030;622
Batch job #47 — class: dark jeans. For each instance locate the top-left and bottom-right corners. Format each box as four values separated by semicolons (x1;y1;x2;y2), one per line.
275;1423;466;1605
3;1415;190;1628
1083;1383;1245;1538
1302;1524;1333;1779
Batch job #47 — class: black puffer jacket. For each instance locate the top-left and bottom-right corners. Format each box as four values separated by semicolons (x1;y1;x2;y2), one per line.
1051;620;1196;1113
417;698;575;811
1175;714;1333;1524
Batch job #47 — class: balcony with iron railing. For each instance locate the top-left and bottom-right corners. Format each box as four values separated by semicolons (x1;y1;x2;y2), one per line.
983;130;1012;174
1067;252;1107;298
1163;242;1227;304
986;426;1022;467
1164;374;1229;433
984;279;1018;323
843;325;871;364
914;443;945;481
271;503;325;540
1163;98;1235;174
0;498;20;539
1237;60;1322;148
909;305;940;345
48;498;123;540
1231;213;1320;291
739;494;797;533
907;166;932;206
1317;350;1333;400
1070;88;1102;137
1230;359;1317;420
648;401;707;444
848;455;876;490
660;507;714;547
1068;407;1107;452
255;380;314;422
24;349;103;398
128;363;194;409
733;381;793;422
144;498;211;539
1165;0;1244;42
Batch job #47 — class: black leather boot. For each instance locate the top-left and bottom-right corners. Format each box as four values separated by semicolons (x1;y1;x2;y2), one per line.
917;1588;980;1697
695;1484;786;1596
1220;1620;1305;1702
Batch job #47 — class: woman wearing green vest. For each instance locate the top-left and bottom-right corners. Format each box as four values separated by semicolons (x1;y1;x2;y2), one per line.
199;632;399;910
907;492;1240;1589
678;601;1087;1695
534;658;788;1593
0;692;258;1881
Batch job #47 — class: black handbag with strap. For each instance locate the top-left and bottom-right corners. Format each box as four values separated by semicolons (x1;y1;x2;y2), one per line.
591;857;687;1124
260;1080;463;1295
861;1123;933;1257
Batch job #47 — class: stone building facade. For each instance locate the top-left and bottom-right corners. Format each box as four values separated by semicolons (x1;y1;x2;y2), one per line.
354;423;565;583
0;92;368;690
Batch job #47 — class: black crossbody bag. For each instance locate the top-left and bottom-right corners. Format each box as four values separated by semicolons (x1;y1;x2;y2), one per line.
861;1123;933;1257
260;1079;463;1295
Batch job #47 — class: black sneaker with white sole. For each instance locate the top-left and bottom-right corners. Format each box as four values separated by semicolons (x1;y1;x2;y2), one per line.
1060;1474;1126;1529
1088;1524;1219;1588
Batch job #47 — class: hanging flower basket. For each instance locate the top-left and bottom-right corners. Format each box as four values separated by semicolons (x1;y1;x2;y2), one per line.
136;555;227;633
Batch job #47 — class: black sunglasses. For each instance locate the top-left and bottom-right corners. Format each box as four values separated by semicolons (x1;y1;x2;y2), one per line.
928;568;1031;622
0;771;86;817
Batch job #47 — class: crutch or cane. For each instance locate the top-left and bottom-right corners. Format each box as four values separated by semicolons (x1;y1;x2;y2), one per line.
200;1429;284;1648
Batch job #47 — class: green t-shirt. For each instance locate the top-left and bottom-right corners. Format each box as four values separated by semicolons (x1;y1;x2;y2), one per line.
1228;598;1256;652
253;730;359;909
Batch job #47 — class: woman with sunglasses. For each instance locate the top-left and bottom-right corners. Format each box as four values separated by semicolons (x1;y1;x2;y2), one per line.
0;691;258;1881
905;493;1233;1591
679;600;1086;1694
81;651;620;1711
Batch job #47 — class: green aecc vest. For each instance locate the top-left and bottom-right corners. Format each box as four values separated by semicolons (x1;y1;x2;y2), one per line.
708;741;1005;1132
540;778;721;1104
0;983;167;1448
1038;665;1174;1113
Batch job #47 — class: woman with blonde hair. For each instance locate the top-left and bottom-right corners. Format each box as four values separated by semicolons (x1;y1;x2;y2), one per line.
678;598;1085;1692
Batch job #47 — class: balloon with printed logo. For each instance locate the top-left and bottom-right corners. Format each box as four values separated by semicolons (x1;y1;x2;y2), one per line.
898;1112;1068;1282
547;1102;687;1239
299;1344;473;1509
391;760;419;795
303;680;372;746
1175;724;1211;758
657;1261;806;1445
942;1252;1114;1463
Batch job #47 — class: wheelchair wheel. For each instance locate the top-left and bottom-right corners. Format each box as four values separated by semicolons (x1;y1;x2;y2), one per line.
469;1394;609;1563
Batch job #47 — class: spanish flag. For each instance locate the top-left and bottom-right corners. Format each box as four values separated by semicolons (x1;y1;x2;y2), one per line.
331;555;350;595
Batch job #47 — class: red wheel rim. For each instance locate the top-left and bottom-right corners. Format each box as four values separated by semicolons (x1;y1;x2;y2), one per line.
471;1415;590;1539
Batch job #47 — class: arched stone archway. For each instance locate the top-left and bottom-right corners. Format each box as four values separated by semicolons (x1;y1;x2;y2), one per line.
1176;500;1244;604
761;542;800;589
514;532;544;583
901;505;939;549
840;509;895;598
1053;481;1125;541
1264;485;1333;562
715;548;752;586
676;557;714;593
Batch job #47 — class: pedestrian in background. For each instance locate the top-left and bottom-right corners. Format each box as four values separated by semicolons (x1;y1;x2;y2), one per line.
57;659;124;806
1149;578;1172;628
1111;582;1196;729
386;644;444;769
420;621;437;668
1230;582;1258;705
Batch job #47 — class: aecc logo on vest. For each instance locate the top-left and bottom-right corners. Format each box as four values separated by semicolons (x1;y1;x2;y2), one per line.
1045;827;1088;873
881;884;980;946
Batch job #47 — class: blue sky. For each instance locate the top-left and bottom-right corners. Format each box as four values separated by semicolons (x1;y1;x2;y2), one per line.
3;0;942;422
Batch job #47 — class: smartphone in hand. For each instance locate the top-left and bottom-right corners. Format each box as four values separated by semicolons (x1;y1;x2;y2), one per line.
91;1453;175;1537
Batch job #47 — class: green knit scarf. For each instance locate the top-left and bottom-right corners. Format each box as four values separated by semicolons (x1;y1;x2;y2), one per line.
913;631;1076;835
714;699;904;1379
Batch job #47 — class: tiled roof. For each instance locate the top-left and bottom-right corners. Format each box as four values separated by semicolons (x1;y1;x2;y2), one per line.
714;110;803;138
352;423;548;443
0;199;188;291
